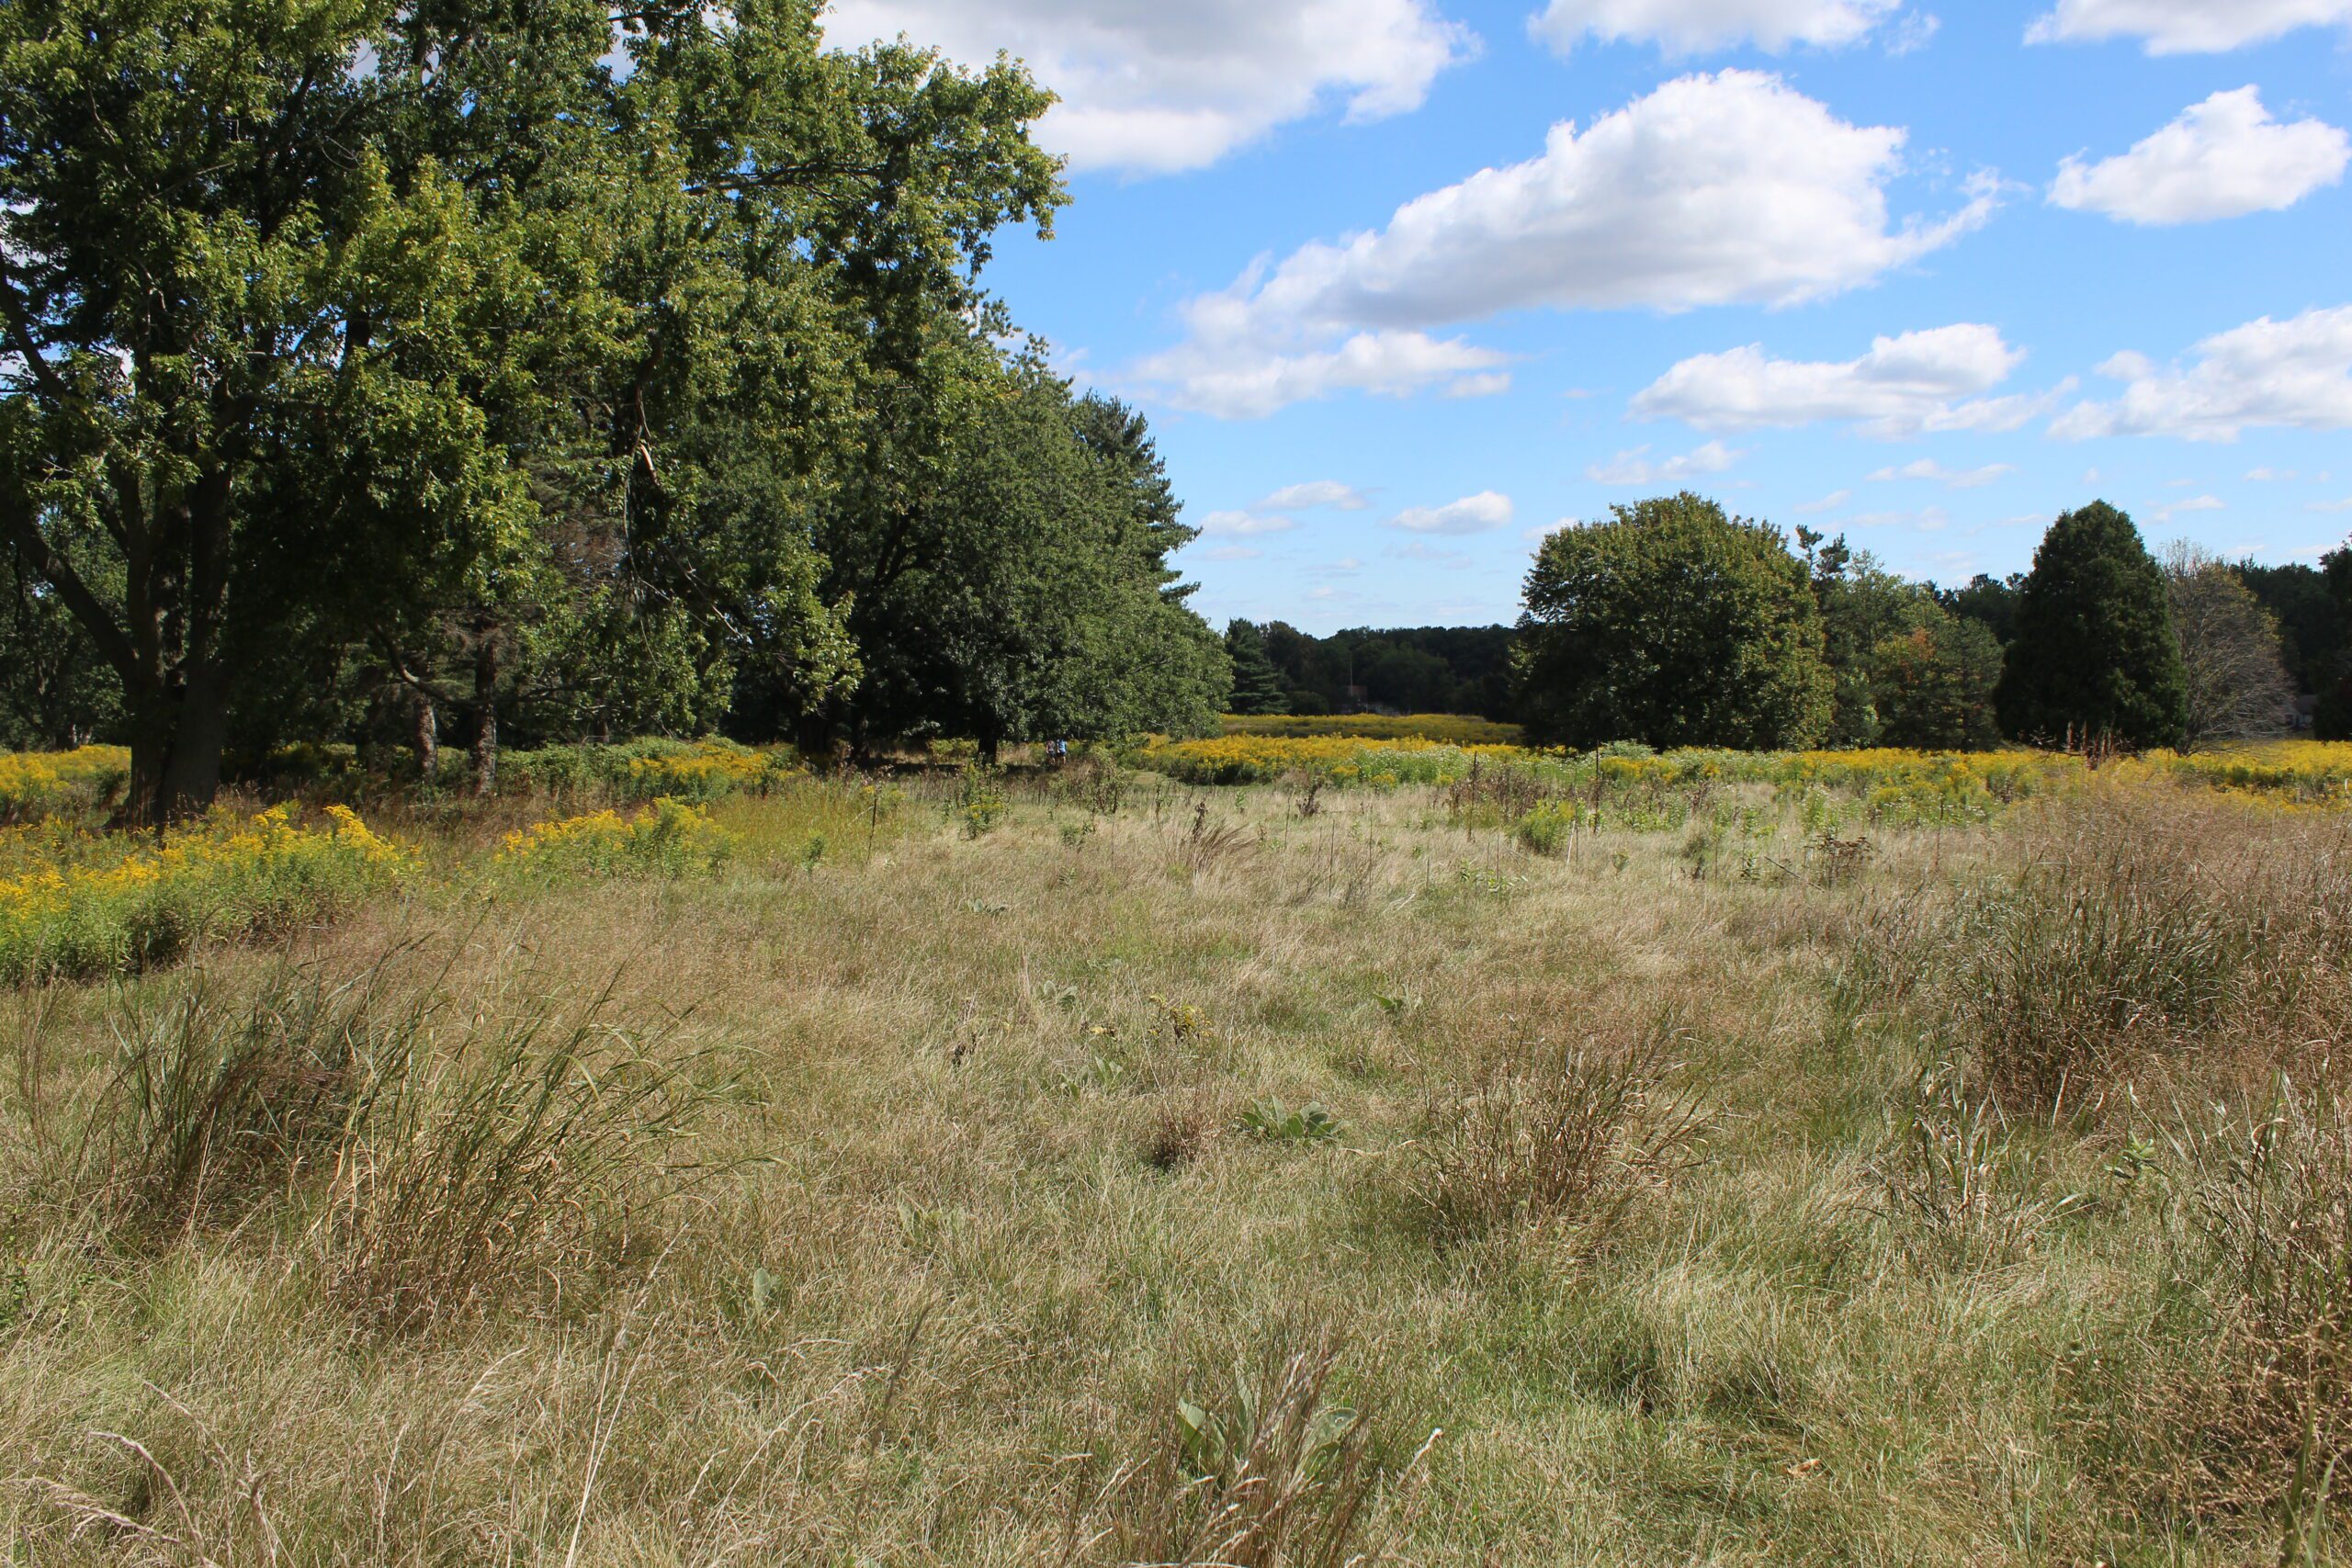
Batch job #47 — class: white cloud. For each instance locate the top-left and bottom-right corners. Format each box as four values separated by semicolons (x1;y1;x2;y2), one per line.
1631;323;2049;436
824;0;1472;175
1259;480;1373;511
2052;305;2352;441
1202;545;1265;561
1198;509;1298;536
1795;490;1854;513
2245;467;2298;480
1868;457;2017;488
2050;88;2348;224
2154;493;2227;522
1127;71;1996;416
1531;0;1907;54
2027;0;2352;52
1389;491;1517;535
1586;440;1744;484
1127;329;1510;420
2309;497;2352;513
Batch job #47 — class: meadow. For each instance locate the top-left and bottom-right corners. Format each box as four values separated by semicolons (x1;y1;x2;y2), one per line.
1;734;2349;1563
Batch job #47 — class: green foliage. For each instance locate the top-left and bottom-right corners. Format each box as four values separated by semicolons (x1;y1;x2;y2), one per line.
1225;619;1292;716
1871;614;2006;750
955;764;1009;839
1239;1099;1345;1144
1514;799;1580;856
1996;502;2188;750
1517;493;1833;750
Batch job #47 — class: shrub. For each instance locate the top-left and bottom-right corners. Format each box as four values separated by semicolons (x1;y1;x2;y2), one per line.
954;764;1008;839
1513;800;1579;856
0;805;407;986
1412;1021;1709;1246
494;797;729;880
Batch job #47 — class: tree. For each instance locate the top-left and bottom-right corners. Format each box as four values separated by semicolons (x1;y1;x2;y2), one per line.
1996;503;2187;750
1803;536;1939;746
2319;545;2352;739
1225;621;1290;715
0;0;1057;820
822;363;1224;759
1937;572;2027;647
1516;493;1832;750
2164;543;2291;746
0;527;119;750
2234;559;2344;697
1871;612;2005;750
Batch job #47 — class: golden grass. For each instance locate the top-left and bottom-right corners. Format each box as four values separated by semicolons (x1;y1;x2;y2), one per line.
0;761;2341;1562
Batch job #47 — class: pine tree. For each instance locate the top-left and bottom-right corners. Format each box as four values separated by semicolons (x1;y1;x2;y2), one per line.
1224;620;1291;716
1996;502;2187;750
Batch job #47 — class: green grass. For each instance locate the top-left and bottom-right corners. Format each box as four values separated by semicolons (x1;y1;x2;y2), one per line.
0;764;2344;1562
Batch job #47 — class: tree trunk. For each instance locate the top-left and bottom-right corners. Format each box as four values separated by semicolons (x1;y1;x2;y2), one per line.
121;671;227;832
413;691;439;783
471;634;499;797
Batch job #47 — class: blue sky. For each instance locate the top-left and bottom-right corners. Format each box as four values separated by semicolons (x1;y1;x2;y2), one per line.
829;0;2352;634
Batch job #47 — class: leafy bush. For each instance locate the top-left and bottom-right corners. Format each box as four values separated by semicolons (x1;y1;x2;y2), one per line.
0;805;407;985
494;797;730;880
1514;800;1579;856
954;764;1008;838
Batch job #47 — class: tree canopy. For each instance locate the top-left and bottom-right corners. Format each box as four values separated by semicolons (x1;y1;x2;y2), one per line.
0;0;1231;815
1996;502;2187;750
1516;493;1832;750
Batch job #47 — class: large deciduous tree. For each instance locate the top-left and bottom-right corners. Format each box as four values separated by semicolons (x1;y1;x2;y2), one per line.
0;0;1059;820
2164;542;2291;747
1996;502;2187;751
1516;493;1832;750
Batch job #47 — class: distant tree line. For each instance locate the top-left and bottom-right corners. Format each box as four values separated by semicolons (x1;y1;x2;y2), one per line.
1513;493;2346;752
1227;494;2346;754
0;0;1228;820
1222;622;1517;719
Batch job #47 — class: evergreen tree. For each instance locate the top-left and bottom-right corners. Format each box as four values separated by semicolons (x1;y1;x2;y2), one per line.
1995;502;2187;750
1224;621;1291;715
1517;493;1832;750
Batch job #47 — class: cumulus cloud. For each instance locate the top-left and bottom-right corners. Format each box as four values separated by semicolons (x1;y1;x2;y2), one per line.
1586;440;1744;484
2052;305;2352;441
2050;88;2348;224
2027;0;2352;52
1127;329;1510;419
1631;323;2052;437
1530;0;1909;53
1388;491;1516;535
823;0;1473;175
1868;457;2017;488
1260;480;1373;511
1126;71;1995;417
